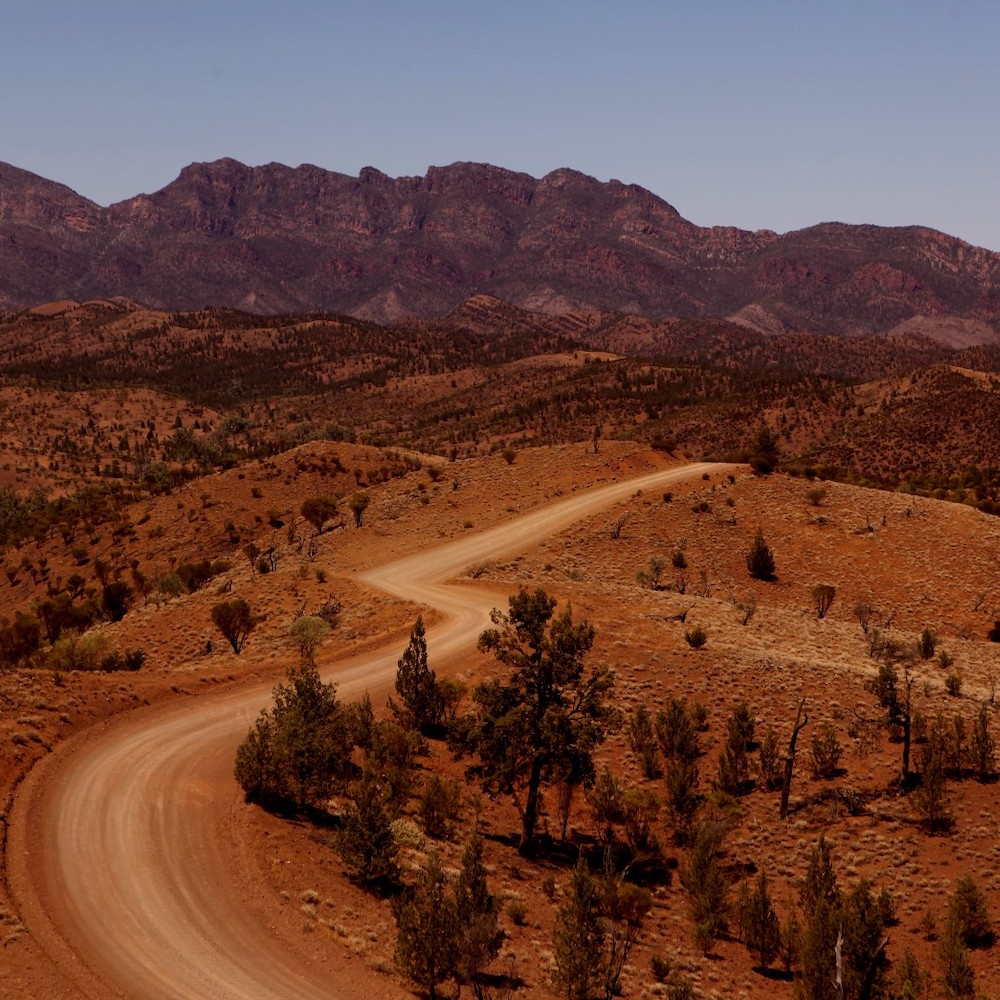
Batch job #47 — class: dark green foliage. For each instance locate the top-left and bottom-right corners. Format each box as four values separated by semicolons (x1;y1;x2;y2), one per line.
588;766;624;849
796;840;891;1000
715;703;755;796
750;426;780;475
809;721;843;779
348;490;370;527
365;720;419;810
971;705;996;782
466;588;616;854
743;870;781;970
913;722;953;833
211;598;256;653
0;610;42;666
758;724;782;790
684;625;707;649
620;786;660;858
454;831;504;998
655;697;700;766
601;866;652;999
800;835;839;919
419;774;462;839
394;854;459;1000
234;660;351;809
338;770;400;890
175;559;231;592
681;820;729;955
99;648;147;672
663;756;701;844
745;528;776;580
892;947;929;1000
100;579;134;622
918;627;938;660
939;914;976;999
947;875;993;948
391;616;443;734
300;494;339;533
552;857;606;1000
626;702;660;778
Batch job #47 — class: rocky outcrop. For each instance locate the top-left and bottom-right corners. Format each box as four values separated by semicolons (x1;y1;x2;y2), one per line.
2;158;998;335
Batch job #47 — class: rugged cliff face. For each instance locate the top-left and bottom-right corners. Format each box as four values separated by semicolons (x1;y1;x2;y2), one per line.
2;157;999;333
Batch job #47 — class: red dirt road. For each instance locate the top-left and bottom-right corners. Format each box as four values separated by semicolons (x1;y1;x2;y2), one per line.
7;463;725;999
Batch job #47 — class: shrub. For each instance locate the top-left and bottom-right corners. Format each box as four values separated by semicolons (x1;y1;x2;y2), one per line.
809;722;843;779
684;626;707;649
393;853;459;999
945;673;963;697
745;529;776;581
348;491;370;527
506;899;528;926
211;598;257;654
811;584;836;619
300;495;339;534
918;627;939;660
806;486;827;507
948;875;993;948
288;615;330;662
419;775;462;839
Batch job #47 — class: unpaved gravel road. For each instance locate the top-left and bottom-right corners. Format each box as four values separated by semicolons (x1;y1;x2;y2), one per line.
8;463;724;999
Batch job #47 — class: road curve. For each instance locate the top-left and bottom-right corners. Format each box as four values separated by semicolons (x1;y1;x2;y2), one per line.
8;462;727;999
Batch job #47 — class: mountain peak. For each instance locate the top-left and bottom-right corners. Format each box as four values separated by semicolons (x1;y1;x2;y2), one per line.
0;158;997;330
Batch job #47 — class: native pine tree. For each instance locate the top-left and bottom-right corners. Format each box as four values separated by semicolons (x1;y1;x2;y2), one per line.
466;588;616;855
391;616;443;734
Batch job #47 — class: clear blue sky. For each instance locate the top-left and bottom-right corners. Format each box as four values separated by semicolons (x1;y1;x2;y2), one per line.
5;1;998;249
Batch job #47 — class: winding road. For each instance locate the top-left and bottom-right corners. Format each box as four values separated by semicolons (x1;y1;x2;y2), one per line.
8;463;724;999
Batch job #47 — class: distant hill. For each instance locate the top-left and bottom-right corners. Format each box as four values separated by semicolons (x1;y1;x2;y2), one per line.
2;158;999;337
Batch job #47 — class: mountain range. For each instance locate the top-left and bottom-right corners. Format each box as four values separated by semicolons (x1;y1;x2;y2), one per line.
2;158;999;339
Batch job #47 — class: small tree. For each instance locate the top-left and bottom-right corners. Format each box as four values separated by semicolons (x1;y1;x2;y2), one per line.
663;756;701;844
812;584;836;619
744;870;781;970
627;703;660;779
419;774;462;839
809;721;843;779
749;426;780;474
348;491;370;527
758;724;782;790
552;857;606;1000
288;615;330;662
971;705;996;782
746;529;776;581
947;875;993;948
300;495;339;534
211;598;256;654
466;588;616;855
338;771;401;890
234;659;351;809
913;723;953;833
394;853;460;1000
939;913;976;999
682;820;729;955
391;616;443;734
455;831;504;999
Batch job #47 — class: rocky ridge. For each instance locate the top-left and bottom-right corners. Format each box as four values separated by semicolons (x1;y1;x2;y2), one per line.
1;158;999;337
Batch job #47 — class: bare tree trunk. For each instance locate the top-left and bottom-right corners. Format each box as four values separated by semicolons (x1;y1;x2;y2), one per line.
780;698;808;820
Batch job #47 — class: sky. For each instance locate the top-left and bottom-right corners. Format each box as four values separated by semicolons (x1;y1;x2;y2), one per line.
4;1;999;250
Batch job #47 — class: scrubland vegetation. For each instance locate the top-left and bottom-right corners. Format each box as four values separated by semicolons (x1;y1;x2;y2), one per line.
3;298;1000;998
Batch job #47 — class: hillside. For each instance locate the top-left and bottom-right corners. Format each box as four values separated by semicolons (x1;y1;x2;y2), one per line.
4;443;1000;998
2;299;1000;520
3;159;1000;334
